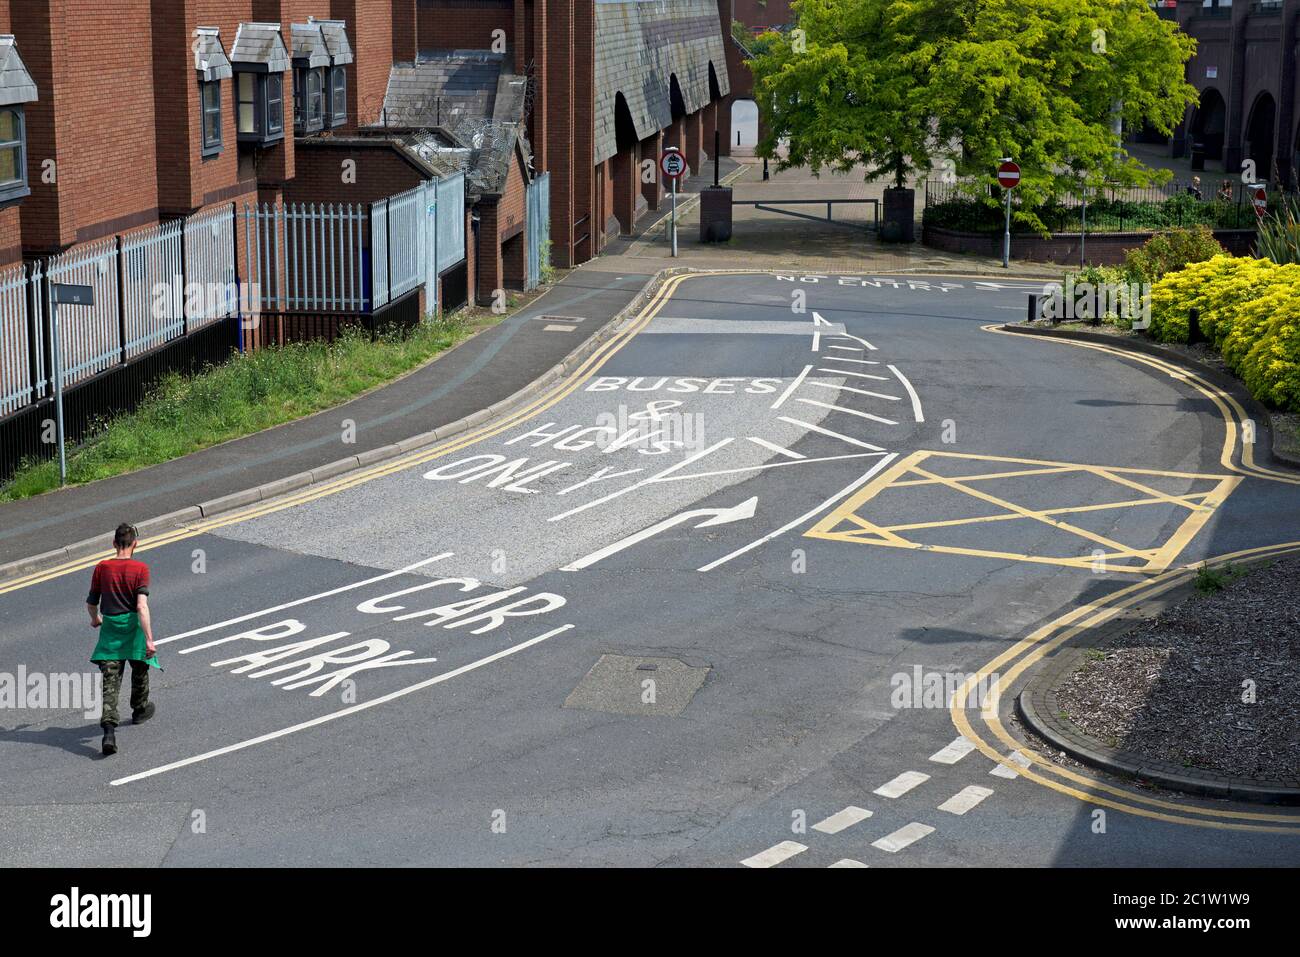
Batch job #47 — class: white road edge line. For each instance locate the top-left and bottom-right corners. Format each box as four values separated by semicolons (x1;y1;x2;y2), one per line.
770;364;814;410
156;553;455;646
888;364;925;423
111;624;574;786
741;840;808;869
697;452;897;572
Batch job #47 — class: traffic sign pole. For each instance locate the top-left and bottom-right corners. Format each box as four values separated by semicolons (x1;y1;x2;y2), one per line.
660;148;686;258
51;301;67;486
996;160;1021;269
671;176;678;257
1002;189;1011;269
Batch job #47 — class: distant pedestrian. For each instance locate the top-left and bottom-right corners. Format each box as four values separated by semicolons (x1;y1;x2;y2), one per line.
86;524;159;756
1186;176;1203;201
1217;179;1234;202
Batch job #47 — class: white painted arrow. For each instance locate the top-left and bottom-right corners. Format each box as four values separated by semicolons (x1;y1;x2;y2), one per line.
811;311;834;326
560;497;759;571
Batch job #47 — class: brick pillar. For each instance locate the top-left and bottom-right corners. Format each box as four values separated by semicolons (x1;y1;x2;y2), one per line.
613;145;637;233
477;201;503;303
665;117;683;153
684;110;703;176
391;0;417;61
503;231;527;287
546;0;573;266
513;0;526;73
717;96;733;157
531;0;548;171
702;101;717;159
464;208;477;305
572;0;596;263
1276;5;1297;188
1223;4;1250;175
640;131;662;210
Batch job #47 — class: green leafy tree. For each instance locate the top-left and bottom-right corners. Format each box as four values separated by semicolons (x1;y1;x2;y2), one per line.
750;0;1197;229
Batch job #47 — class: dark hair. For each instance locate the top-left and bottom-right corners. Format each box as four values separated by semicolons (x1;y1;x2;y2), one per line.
113;523;138;550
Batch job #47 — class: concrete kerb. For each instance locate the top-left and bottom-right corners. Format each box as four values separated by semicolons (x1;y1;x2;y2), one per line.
999;323;1300;472
0;268;685;583
1015;555;1300;805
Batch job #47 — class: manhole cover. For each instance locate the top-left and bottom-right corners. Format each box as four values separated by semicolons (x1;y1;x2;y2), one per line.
564;654;709;717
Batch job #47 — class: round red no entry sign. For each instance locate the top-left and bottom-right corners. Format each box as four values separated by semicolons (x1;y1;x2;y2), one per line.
997;161;1021;189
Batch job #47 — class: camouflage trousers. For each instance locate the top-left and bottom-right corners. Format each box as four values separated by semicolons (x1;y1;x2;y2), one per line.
98;660;150;728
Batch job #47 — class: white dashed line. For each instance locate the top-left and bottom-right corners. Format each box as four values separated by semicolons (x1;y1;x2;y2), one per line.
874;770;930;798
989;751;1032;779
928;736;976;765
872;823;935;853
829;858;869;868
741;841;808;868
812;805;873;834
938;785;994;815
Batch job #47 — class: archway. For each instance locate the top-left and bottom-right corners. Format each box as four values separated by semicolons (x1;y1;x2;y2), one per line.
731;98;758;153
1244;92;1277;181
1190;88;1226;161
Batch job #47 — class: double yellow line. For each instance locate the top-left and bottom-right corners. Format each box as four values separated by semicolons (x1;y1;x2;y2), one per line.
0;271;703;596
962;325;1300;830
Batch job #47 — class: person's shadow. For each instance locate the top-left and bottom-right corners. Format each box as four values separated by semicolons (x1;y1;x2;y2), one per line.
0;722;105;759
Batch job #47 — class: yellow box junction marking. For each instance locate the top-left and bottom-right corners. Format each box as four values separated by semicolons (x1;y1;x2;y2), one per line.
805;450;1240;574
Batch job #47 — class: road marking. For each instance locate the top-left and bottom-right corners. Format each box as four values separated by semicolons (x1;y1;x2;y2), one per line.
776;416;885;452
829;345;861;352
818;367;889;381
807;380;901;402
796;398;898;426
820;356;880;365
871;823;935;853
748;437;805;460
156;553;455;647
939;785;994;815
770;364;814;410
887;364;924;423
928;736;976;765
829;858;869;868
741;841;807;868
874;770;930;798
698;453;898;572
989;751;1032;779
547;438;734;521
812;805;873;834
543;324;577;332
561;497;758;571
811;330;820;352
838;332;878;351
112;624;574;786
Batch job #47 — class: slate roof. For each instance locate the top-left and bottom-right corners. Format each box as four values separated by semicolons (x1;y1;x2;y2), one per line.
382;52;504;128
193;28;232;82
291;23;332;68
311;18;354;66
230;22;291;73
0;35;38;107
594;0;730;164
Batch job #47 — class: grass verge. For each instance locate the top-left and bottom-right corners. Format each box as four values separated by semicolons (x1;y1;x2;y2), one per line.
1;310;490;502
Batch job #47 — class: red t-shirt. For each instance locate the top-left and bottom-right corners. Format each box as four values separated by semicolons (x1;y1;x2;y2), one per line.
87;558;150;617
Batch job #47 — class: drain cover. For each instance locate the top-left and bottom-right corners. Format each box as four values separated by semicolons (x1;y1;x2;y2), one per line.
564;654;709;717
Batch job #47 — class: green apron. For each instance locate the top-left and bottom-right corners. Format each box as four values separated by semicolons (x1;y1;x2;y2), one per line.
90;612;161;670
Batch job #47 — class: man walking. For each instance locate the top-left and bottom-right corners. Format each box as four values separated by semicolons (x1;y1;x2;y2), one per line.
87;523;159;756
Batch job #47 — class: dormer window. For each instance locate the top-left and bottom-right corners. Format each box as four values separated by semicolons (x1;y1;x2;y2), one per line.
0;35;37;203
194;28;231;157
295;66;326;133
229;22;290;148
295;19;353;132
329;66;347;128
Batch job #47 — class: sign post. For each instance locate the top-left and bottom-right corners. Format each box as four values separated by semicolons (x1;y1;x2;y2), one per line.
49;283;94;486
997;160;1020;269
661;147;687;257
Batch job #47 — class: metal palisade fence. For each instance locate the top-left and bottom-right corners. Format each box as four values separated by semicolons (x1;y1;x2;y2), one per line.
526;172;551;291
370;172;467;316
0;203;240;417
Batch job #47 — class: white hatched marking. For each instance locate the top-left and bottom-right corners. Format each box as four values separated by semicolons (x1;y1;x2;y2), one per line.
818;367;889;381
874;770;930;798
989;751;1032;779
829;345;862;352
741;841;807;868
928;736;976;765
807;380;901;401
770;363;813;410
812;805;873;834
938;785;994;815
748;436;805;460
872;822;935;853
796;398;898;426
777;416;885;452
821;356;881;365
829;858;869;868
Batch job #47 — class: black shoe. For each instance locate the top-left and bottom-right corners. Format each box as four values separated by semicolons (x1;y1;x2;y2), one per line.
101;726;117;756
132;702;156;725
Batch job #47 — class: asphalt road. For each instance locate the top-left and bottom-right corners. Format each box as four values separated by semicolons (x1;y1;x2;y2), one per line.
2;272;1298;867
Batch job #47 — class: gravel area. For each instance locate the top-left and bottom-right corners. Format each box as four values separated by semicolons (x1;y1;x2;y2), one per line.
1053;558;1300;781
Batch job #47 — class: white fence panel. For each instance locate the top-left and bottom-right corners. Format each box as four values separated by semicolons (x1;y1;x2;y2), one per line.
387;185;424;299
371;200;390;309
185;204;238;329
0;263;41;417
44;237;121;386
435;173;466;275
122;219;185;358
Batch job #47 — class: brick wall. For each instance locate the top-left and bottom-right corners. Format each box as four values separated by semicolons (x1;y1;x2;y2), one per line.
418;0;514;52
285;140;427;205
334;0;396;129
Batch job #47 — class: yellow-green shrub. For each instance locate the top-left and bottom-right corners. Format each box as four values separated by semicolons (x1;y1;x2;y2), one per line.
1225;286;1300;410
